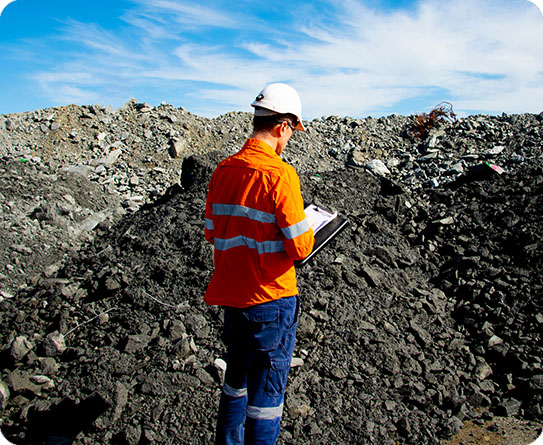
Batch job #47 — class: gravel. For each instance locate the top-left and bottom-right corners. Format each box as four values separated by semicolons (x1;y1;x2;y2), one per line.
0;101;542;444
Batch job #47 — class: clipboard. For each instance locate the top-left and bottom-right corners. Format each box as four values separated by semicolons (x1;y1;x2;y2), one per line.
294;206;349;268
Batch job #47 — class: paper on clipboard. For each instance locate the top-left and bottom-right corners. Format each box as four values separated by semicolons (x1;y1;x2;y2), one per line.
305;204;337;233
295;204;349;268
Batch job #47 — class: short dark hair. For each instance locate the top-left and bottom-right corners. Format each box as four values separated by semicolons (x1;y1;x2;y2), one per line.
253;113;298;132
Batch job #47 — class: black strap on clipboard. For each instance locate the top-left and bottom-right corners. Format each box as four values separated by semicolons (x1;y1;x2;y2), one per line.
294;214;349;268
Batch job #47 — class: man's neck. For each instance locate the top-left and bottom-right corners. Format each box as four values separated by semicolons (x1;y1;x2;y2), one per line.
250;131;280;155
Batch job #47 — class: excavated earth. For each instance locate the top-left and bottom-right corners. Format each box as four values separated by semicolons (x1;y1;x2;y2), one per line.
0;101;542;444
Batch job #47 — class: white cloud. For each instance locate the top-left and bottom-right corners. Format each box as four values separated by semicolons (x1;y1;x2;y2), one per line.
526;0;543;16
171;0;543;116
62;21;150;62
128;0;242;30
27;0;543;118
286;0;543;116
53;85;101;106
0;0;16;16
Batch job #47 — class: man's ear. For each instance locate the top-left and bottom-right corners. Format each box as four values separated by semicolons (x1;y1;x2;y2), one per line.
270;122;283;138
275;121;289;137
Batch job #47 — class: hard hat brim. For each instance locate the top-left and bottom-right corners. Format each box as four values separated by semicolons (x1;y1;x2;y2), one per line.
252;106;306;132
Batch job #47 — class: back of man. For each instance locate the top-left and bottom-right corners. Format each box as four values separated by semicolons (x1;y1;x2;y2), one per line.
204;83;314;444
204;137;312;307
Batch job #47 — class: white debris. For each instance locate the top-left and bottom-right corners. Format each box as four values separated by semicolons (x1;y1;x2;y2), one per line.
365;159;390;177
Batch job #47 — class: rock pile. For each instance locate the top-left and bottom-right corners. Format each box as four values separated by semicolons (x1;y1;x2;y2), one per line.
0;102;542;444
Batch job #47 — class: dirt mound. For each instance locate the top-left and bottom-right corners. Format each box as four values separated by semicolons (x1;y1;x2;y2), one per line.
0;104;542;444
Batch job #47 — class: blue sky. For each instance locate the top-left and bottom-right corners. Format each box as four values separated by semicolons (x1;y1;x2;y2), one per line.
1;0;542;119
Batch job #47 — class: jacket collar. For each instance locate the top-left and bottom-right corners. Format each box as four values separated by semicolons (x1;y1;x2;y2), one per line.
242;138;279;159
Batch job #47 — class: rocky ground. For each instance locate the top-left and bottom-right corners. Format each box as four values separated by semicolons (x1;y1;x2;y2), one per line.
0;101;542;444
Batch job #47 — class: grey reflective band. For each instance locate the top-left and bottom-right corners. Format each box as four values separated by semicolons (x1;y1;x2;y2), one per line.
247;403;284;420
281;218;310;239
212;204;276;224
223;383;247;398
205;218;214;230
214;236;284;254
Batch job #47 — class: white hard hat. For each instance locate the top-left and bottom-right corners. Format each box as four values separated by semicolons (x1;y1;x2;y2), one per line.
251;83;306;131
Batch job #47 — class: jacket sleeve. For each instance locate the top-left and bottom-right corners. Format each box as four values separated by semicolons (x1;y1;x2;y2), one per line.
274;167;314;260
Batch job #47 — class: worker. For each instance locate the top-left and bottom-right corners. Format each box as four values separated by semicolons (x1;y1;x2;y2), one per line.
204;82;315;444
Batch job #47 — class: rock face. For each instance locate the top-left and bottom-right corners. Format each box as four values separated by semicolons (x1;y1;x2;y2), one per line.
0;101;542;444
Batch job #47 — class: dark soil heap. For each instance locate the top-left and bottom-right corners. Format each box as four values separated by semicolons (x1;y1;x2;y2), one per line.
0;103;542;444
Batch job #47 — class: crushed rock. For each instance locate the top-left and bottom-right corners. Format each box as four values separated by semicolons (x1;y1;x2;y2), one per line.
0;102;542;444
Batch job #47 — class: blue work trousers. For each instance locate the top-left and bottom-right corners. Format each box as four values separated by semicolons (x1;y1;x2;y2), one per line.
215;295;299;445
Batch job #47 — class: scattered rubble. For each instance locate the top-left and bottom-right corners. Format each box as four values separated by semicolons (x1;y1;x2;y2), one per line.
0;101;542;444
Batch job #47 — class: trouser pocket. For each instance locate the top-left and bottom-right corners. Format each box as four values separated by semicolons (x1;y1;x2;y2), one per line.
244;306;280;352
265;359;291;398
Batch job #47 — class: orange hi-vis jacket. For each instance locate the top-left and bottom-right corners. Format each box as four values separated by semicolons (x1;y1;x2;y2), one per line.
204;138;315;308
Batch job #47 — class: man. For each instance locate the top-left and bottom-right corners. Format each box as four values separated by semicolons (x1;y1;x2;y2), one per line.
204;83;315;444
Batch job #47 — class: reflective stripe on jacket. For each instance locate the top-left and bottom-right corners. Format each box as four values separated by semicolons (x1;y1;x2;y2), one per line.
204;138;314;308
